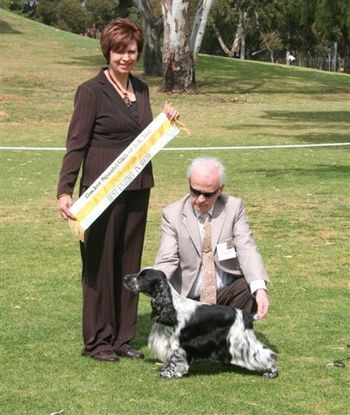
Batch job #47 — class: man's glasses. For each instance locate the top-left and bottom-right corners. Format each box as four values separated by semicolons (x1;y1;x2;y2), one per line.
189;185;219;198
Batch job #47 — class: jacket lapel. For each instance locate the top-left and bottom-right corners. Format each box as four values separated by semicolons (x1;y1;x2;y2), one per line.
97;69;141;126
133;75;145;126
182;196;226;256
182;197;202;256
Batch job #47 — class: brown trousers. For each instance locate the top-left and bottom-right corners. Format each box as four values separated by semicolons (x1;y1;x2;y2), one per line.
80;189;150;356
193;277;257;313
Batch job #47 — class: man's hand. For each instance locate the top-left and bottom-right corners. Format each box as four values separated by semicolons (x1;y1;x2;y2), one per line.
255;289;269;319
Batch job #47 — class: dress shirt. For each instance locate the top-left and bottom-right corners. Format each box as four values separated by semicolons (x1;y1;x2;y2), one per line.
188;208;266;298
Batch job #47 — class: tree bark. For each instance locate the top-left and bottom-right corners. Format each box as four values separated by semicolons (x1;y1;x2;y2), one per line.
212;21;232;56
231;20;243;57
212;12;247;60
161;0;195;92
190;0;214;64
133;0;163;76
343;42;350;73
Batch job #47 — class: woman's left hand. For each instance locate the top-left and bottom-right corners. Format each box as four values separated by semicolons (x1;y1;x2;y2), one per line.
163;102;180;121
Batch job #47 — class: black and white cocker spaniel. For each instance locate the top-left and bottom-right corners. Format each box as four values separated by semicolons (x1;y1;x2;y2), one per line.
124;268;278;379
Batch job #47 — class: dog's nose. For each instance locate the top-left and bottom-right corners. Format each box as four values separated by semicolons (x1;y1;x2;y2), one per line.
123;274;132;286
123;274;137;291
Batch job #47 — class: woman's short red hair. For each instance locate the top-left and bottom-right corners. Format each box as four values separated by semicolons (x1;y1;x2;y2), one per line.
100;18;144;63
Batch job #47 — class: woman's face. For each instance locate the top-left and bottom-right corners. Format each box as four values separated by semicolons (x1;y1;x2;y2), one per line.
109;39;138;76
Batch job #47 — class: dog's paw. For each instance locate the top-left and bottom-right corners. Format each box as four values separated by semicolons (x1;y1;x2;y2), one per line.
160;367;175;379
262;368;278;379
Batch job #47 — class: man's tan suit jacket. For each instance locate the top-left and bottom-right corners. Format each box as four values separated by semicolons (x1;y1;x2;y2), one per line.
154;194;269;297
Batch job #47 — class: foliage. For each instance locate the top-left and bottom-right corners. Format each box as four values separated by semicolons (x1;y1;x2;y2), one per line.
201;0;350;71
8;0;22;11
85;0;119;31
313;0;350;71
3;0;350;72
37;0;61;26
205;0;283;59
55;0;90;34
84;0;138;30
6;0;135;34
261;32;283;62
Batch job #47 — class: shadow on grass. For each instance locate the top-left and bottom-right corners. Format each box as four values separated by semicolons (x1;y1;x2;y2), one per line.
219;124;350;144
0;19;22;34
197;80;348;96
197;55;350;95
294;133;350;144
143;357;276;379
56;55;105;68
134;312;279;378
262;110;350;123
247;164;350;178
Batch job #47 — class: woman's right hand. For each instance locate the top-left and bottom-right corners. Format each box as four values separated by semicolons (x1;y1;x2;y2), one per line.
163;102;180;121
58;194;76;221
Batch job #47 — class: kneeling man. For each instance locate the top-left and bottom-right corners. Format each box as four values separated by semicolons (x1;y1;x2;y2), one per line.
154;156;270;319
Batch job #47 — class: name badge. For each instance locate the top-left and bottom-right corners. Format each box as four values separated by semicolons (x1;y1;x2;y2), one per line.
216;238;236;261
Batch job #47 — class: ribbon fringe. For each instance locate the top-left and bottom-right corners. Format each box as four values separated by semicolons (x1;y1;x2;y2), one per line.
68;219;85;242
174;119;191;135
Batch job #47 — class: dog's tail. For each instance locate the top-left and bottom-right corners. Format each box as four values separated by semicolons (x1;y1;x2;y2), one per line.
252;313;260;321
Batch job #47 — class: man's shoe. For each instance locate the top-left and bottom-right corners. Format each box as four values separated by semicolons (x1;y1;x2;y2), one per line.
83;350;119;362
116;345;145;359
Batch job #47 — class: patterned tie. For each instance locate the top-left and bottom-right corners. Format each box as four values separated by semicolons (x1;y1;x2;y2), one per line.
200;214;217;304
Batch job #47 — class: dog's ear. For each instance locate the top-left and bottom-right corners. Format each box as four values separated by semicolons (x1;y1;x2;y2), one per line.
151;281;178;326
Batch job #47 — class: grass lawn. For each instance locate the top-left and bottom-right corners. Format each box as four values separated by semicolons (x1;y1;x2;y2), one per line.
1;9;350;415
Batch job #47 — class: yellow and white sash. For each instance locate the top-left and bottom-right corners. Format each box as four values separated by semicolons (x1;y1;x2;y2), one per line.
69;112;180;239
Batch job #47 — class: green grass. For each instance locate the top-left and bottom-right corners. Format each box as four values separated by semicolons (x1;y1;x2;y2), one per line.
1;9;350;415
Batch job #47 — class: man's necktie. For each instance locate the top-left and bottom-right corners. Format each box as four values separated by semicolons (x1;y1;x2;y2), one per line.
200;214;217;304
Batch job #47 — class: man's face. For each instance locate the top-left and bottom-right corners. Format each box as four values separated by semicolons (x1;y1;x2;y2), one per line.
189;169;224;214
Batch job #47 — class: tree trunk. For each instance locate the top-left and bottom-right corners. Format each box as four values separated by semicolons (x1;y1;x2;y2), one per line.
332;41;337;72
212;21;232;56
133;0;163;76
190;0;214;64
240;32;246;60
230;12;247;59
341;27;350;73
344;42;350;73
161;0;195;92
231;21;243;57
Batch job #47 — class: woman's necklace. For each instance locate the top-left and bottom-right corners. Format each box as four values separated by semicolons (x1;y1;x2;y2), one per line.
108;69;133;107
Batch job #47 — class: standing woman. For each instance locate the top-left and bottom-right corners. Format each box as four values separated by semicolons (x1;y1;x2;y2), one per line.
57;18;179;362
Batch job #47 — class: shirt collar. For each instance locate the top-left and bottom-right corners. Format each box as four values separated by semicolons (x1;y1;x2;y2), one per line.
193;206;214;219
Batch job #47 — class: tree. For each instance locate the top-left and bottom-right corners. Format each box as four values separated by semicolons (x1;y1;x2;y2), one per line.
275;0;317;65
261;32;283;63
85;0;119;31
190;0;214;64
206;0;291;62
37;0;58;26
55;0;89;34
314;0;350;73
161;0;195;92
133;0;163;76
132;0;213;90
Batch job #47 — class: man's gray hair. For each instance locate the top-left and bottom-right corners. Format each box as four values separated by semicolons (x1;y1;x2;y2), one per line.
187;156;226;185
